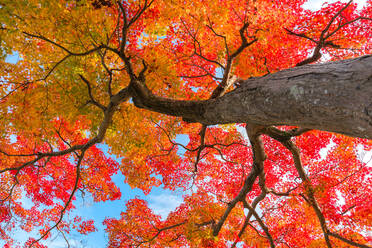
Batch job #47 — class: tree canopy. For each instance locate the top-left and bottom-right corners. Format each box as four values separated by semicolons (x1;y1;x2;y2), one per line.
0;0;371;247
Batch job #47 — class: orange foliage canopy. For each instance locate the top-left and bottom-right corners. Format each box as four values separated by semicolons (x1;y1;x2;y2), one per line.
0;0;371;247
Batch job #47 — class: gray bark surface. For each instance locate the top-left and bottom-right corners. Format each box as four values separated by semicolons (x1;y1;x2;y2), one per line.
132;55;372;139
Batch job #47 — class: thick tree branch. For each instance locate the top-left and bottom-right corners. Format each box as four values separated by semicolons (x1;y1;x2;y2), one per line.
213;124;266;236
130;55;372;139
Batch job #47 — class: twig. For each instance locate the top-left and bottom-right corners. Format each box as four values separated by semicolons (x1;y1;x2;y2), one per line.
29;149;86;248
79;74;106;111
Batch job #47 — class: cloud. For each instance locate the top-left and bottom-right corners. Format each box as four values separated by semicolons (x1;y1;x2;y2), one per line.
148;193;183;220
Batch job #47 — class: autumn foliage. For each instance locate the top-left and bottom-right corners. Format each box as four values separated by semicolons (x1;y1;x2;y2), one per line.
0;0;371;247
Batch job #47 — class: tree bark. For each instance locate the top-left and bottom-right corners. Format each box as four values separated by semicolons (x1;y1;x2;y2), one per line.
132;55;372;139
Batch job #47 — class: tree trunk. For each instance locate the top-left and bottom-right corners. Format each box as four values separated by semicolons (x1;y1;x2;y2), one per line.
132;55;372;139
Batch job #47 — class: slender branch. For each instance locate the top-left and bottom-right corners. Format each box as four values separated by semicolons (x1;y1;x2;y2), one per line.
211;23;257;99
243;199;275;248
0;149;39;157
128;0;155;28
117;0;154;55
212;166;259;236
206;17;229;57
193;51;225;69
266;127;332;247
180;19;225;69
287;140;333;247
292;0;355;66
0;175;19;203
178;73;211;79
42;54;71;81
231;188;267;248
328;232;372;248
57;227;70;248
1;86;131;176
247;222;266;238
231;124;271;247
267;186;298;197
184;20;257;175
320;0;353;40
136;221;186;246
284;28;317;43
29;149;86;248
79;74;106;111
193;126;206;172
183;63;222;80
326;16;372;39
1;54;71;101
23;32;104;56
98;50;114;96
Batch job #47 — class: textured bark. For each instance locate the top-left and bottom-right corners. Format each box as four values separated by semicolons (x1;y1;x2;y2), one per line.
132;55;372;139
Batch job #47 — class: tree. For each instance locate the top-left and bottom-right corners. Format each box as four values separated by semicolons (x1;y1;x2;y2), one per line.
0;0;371;247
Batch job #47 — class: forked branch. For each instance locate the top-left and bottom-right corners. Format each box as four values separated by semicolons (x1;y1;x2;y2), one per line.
286;0;372;66
213;124;267;237
265;126;371;248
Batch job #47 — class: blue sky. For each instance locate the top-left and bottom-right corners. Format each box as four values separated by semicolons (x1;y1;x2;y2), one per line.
67;141;188;248
3;0;370;247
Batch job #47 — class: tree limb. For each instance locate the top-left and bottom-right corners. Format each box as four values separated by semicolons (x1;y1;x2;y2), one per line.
130;55;372;139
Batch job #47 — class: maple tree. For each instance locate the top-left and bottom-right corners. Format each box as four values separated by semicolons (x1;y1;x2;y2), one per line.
0;0;371;247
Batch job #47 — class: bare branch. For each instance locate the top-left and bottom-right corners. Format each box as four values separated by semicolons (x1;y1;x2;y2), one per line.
98;50;114;96
284;28;317;43
136;221;186;246
328;232;371;248
231;189;267;248
213;124;266;236
79;74;107;111
320;0;353;40
243;199;275;248
206;17;229;57
23;32;104;56
292;0;356;66
57;227;70;248
212;166;259;236
326;16;372;39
